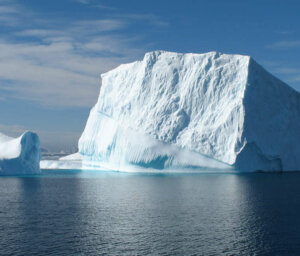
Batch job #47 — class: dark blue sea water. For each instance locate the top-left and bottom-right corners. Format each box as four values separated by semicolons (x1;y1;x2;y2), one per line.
0;170;300;255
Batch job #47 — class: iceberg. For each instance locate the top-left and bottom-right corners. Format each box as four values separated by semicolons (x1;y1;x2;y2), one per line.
0;131;41;175
54;51;300;172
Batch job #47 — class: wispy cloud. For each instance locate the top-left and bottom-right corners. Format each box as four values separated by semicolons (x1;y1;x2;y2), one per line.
276;67;300;74
75;0;117;10
0;38;140;107
261;60;300;87
0;5;18;13
74;0;168;27
289;76;300;82
260;60;281;68
113;13;169;27
15;29;64;37
0;0;166;108
75;0;90;4
276;68;300;83
72;19;127;33
268;40;300;49
0;1;21;26
275;30;294;35
93;4;118;10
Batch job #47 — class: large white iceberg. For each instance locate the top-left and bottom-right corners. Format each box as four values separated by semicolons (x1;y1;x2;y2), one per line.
0;131;41;175
57;51;300;172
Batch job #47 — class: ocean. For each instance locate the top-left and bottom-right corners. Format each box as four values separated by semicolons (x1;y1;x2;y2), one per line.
0;170;300;255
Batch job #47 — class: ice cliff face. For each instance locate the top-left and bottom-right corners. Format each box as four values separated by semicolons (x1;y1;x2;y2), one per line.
79;51;300;172
0;131;41;175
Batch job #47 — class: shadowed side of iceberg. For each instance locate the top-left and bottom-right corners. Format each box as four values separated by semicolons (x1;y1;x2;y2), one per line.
0;131;41;175
234;142;283;171
236;58;300;171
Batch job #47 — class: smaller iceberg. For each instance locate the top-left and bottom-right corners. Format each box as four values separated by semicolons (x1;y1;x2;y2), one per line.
0;131;41;175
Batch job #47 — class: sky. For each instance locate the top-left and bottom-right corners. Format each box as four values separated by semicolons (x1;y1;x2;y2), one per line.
0;0;300;152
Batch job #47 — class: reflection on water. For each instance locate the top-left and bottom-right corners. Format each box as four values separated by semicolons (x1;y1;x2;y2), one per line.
0;171;300;255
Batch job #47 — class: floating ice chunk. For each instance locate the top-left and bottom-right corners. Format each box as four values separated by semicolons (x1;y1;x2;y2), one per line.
0;131;41;175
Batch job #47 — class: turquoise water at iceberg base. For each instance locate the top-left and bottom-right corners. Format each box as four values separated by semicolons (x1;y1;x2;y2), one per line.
1;170;300;255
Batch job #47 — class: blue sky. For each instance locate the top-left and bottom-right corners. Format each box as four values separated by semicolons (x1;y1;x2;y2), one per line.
0;0;300;152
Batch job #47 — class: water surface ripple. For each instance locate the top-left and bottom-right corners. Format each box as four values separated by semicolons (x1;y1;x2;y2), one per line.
0;170;300;255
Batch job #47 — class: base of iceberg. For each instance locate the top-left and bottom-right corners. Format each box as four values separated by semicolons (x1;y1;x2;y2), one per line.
0;131;41;175
40;158;235;173
41;136;234;173
77;111;233;172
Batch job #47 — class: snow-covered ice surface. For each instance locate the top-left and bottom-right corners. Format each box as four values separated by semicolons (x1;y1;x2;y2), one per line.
0;131;41;175
69;51;300;172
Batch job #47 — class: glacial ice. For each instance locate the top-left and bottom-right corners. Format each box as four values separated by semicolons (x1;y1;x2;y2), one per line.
0;131;41;175
67;51;300;172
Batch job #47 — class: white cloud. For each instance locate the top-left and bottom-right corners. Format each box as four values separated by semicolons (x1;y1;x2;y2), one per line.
268;40;300;49
275;30;294;35
72;19;128;33
15;29;64;37
113;13;169;27
93;4;118;10
0;39;142;107
75;0;90;4
290;76;300;82
276;67;300;74
276;68;300;83
0;5;18;13
0;1;156;108
0;0;169;109
75;0;117;10
259;60;300;90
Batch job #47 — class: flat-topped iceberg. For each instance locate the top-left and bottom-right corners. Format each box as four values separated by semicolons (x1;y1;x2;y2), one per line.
0;131;41;175
71;51;300;172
